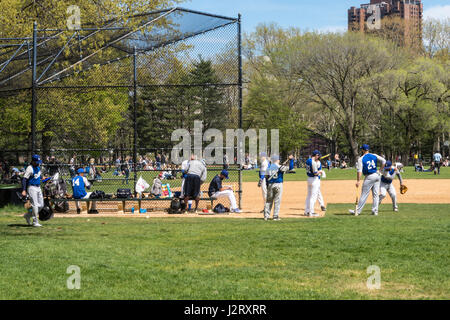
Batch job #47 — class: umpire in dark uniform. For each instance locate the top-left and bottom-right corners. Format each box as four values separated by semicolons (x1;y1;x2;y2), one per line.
183;155;207;213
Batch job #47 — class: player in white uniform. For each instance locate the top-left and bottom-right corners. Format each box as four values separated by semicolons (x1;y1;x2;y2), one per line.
264;155;288;221
258;152;269;213
22;155;44;227
305;150;321;217
379;161;404;212
349;144;386;216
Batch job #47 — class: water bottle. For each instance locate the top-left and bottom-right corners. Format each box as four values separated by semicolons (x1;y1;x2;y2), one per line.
131;207;135;214
188;200;193;210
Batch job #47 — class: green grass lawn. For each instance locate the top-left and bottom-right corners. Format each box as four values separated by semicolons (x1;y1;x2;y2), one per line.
1;203;449;300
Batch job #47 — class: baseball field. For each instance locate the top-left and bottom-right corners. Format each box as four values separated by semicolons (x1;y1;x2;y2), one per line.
1;167;449;300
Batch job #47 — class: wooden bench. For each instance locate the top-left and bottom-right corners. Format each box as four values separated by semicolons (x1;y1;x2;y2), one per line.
52;197;217;214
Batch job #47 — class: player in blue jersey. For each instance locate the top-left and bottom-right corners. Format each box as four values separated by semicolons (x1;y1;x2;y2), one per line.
304;150;322;217
379;161;405;212
22;154;44;227
72;168;98;214
263;155;289;221
349;144;386;216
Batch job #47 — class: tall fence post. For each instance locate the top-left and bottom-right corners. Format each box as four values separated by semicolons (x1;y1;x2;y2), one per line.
133;47;138;196
31;21;37;156
238;13;243;210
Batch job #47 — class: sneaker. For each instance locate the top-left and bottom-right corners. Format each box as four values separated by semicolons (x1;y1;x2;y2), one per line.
32;221;42;227
23;212;32;225
264;217;269;221
88;210;99;214
394;208;398;212
321;206;327;212
77;209;81;214
372;211;378;216
349;209;359;216
310;213;320;217
233;209;241;213
273;217;281;221
304;212;310;217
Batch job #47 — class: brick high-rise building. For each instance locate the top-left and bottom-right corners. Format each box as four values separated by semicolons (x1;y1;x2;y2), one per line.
348;0;423;46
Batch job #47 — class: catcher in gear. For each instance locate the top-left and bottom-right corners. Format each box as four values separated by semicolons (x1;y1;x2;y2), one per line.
379;161;406;212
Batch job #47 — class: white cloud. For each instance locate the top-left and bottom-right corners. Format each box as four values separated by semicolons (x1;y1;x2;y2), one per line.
423;5;450;20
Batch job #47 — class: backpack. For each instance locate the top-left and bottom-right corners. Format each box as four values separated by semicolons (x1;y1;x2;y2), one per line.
116;188;132;199
90;190;106;199
213;203;230;214
168;198;182;214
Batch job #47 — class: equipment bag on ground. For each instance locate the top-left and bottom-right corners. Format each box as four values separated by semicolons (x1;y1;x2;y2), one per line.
116;189;132;198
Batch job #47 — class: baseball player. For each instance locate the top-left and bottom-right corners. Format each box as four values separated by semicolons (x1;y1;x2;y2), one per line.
305;150;321;217
258;152;269;213
22;154;44;227
379;161;405;212
349;144;386;216
263;155;288;221
433;151;442;175
72;168;98;214
316;158;327;212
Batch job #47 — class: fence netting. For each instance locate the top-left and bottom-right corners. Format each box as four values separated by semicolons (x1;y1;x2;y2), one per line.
0;8;242;212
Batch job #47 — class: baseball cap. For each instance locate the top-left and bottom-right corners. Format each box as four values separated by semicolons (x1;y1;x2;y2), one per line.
385;161;392;167
77;168;85;174
31;154;42;164
360;144;370;151
220;170;229;179
312;150;321;156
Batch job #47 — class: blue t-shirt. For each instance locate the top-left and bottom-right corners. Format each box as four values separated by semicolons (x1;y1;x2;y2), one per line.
361;154;378;176
72;175;87;199
267;163;284;184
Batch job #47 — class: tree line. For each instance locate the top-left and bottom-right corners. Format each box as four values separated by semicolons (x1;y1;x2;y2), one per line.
242;19;449;163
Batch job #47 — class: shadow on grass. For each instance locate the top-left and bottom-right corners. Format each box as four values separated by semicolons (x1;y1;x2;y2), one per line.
7;224;32;228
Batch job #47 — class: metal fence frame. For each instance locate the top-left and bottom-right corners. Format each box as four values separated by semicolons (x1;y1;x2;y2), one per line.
0;7;243;209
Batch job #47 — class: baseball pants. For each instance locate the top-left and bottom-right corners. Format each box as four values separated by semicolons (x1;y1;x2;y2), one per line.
28;185;44;220
379;182;397;210
261;178;267;203
264;183;283;219
75;193;97;211
317;184;325;208
212;190;238;210
305;176;320;214
357;173;381;214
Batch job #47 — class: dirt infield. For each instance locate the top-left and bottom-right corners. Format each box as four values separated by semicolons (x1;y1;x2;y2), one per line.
53;179;449;219
241;179;450;217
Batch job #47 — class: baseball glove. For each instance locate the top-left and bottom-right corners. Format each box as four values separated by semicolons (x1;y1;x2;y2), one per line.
400;185;408;194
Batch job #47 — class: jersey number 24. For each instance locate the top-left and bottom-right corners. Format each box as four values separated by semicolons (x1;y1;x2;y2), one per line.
366;160;376;170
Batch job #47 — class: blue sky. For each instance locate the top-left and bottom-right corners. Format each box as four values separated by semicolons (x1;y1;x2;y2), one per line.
182;0;450;33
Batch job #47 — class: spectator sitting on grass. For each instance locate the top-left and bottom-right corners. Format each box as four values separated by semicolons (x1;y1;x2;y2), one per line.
415;161;425;172
340;160;348;169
